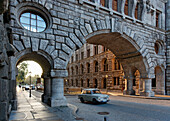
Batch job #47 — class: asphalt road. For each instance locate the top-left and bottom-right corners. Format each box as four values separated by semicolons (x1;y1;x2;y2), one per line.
31;91;170;121
67;95;170;121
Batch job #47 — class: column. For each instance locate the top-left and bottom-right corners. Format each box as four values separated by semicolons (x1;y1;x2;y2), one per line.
42;77;51;104
123;77;135;95
140;78;154;97
51;78;67;107
139;79;143;92
10;57;17;110
166;0;170;95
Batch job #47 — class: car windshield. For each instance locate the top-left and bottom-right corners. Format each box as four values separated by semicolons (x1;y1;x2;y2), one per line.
92;90;101;94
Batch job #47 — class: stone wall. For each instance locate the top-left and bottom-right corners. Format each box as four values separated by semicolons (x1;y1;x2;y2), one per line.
0;0;15;120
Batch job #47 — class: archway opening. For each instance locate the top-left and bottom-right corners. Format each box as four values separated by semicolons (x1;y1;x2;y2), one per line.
15;51;52;105
17;61;43;92
152;66;165;95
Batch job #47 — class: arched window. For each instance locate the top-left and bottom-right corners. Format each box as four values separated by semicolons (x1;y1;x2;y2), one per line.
95;61;98;72
154;41;164;55
76;79;78;87
94;79;98;88
115;60;120;70
104;59;108;71
87;63;90;73
103;78;107;89
81;64;84;74
76;66;78;75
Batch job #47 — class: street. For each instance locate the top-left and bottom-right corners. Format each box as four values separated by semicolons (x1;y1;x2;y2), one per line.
67;95;170;121
31;90;170;121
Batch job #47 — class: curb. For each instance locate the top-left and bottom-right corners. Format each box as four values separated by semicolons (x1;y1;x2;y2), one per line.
67;103;79;117
108;92;170;100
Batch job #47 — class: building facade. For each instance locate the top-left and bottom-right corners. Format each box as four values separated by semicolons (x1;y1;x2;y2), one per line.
0;0;170;120
66;44;124;91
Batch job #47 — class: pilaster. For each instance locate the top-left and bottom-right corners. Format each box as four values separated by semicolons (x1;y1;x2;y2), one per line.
140;78;154;97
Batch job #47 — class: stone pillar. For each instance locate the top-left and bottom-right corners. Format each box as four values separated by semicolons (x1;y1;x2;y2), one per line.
140;78;154;97
139;79;143;92
42;77;51;104
10;57;17;110
166;0;170;95
123;77;135;95
51;78;67;107
0;79;9;121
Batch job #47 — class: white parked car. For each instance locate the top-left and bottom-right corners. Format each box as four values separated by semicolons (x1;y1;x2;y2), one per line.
78;89;109;104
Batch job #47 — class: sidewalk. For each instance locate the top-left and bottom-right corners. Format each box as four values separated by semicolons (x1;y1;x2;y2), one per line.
105;90;170;100
9;87;76;121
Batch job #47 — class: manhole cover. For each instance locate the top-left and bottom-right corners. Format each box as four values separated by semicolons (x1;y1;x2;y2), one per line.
75;117;84;120
97;112;109;115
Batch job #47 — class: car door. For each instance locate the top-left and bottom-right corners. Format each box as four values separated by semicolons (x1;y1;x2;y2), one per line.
82;90;87;100
86;90;92;101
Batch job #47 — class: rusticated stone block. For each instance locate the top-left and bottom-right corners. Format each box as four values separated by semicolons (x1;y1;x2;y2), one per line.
0;102;8;121
0;79;8;102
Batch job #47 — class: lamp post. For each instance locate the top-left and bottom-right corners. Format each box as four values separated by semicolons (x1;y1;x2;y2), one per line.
29;71;32;97
105;75;108;93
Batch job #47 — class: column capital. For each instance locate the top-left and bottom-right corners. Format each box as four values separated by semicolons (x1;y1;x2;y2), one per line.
50;69;68;78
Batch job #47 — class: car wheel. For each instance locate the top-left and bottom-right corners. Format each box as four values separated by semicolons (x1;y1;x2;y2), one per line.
93;98;97;104
80;98;84;103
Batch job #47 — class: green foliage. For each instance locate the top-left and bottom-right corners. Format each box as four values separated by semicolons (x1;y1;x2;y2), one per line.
25;75;40;85
16;62;28;83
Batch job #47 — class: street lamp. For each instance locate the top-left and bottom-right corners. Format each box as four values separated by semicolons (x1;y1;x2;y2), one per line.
29;71;32;97
105;75;108;93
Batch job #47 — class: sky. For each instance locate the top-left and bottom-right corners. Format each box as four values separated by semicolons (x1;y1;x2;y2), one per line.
25;61;43;77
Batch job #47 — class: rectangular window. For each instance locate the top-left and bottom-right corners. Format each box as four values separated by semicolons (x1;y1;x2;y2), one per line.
100;0;105;7
112;0;118;11
152;78;156;87
135;3;139;19
113;77;116;85
81;52;84;60
94;45;98;55
71;56;74;63
87;49;90;58
117;77;120;85
124;0;128;15
76;54;78;61
156;10;161;28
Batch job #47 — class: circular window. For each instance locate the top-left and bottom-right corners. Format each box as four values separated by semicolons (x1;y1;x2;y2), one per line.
20;12;46;32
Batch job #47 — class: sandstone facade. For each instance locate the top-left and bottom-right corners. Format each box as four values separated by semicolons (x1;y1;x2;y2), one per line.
66;44;124;91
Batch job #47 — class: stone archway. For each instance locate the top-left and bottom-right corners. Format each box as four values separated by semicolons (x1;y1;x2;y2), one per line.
9;0;165;109
153;66;165;95
11;49;67;107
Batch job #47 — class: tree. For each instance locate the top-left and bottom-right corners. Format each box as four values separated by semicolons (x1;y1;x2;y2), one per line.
16;62;28;83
